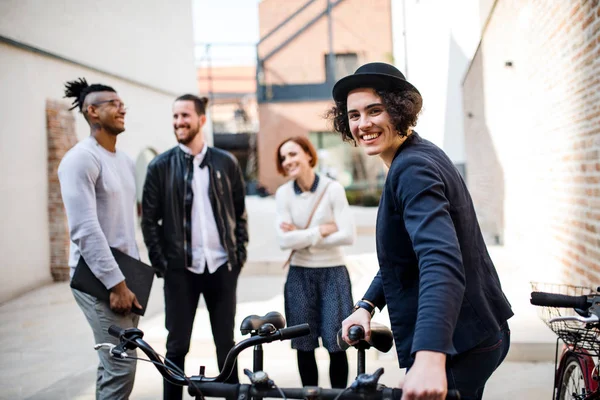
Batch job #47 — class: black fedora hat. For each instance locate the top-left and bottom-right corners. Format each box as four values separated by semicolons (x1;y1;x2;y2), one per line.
332;62;419;102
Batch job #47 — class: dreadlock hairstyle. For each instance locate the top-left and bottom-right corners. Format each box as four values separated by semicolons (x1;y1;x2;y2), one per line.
175;94;209;115
63;77;116;112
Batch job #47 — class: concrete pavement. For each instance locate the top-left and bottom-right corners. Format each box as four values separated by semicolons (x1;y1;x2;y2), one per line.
0;196;557;399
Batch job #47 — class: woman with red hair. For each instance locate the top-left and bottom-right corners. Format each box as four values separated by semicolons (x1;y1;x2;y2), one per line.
274;136;356;389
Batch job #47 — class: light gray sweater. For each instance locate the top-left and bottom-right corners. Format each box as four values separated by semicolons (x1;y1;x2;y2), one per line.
58;136;139;289
275;175;356;267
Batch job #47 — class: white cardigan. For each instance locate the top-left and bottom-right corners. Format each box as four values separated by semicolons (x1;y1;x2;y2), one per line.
275;175;356;267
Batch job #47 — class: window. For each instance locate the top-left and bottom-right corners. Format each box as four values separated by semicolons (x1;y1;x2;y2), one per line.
324;53;359;81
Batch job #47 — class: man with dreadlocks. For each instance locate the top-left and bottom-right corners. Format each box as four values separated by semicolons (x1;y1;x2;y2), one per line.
58;78;141;399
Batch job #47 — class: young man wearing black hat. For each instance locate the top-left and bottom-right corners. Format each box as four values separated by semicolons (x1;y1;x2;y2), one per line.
331;63;513;400
58;78;141;399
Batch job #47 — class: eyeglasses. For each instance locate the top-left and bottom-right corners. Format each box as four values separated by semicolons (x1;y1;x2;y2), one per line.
91;99;128;111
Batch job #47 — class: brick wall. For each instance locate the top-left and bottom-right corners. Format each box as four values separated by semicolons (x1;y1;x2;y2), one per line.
258;100;333;192
463;0;600;285
258;0;392;84
47;100;77;281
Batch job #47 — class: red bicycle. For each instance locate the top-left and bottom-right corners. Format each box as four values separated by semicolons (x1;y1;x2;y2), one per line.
530;283;600;400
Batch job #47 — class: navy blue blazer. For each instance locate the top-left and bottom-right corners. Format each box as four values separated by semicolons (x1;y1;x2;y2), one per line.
364;132;513;368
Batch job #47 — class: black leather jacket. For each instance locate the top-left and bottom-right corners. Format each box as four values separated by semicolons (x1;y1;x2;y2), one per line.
141;146;248;276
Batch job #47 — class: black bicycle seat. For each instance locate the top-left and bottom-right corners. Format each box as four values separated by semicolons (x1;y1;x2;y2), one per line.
240;311;286;335
336;323;394;353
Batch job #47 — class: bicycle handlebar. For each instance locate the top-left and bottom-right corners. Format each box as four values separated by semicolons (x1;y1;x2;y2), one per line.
108;323;311;384
107;324;460;400
108;325;125;338
530;292;590;309
348;325;365;341
549;314;600;324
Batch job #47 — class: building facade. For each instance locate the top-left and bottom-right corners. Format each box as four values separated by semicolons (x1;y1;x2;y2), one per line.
463;0;600;284
256;0;394;194
390;0;496;177
255;0;493;195
197;65;258;134
0;0;197;303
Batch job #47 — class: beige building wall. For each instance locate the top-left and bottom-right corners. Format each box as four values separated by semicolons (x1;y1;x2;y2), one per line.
0;0;195;94
0;0;197;303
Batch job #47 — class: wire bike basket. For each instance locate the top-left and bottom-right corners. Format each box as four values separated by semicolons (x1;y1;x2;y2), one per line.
531;282;600;356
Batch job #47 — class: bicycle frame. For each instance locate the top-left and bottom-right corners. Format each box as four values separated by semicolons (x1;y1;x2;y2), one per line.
530;285;600;400
555;345;599;400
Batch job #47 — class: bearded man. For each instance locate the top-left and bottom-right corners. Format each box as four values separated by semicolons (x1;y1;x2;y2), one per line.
141;94;248;400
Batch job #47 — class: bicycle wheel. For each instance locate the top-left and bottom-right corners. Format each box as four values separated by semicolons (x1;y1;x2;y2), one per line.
557;355;590;399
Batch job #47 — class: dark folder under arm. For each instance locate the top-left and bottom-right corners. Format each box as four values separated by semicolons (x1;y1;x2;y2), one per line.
70;248;154;316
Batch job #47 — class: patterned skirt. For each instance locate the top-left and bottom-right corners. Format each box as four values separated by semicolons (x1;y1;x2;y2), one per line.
284;265;353;352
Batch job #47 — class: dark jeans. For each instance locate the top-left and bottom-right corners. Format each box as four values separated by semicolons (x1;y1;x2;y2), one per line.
163;264;239;400
446;322;511;400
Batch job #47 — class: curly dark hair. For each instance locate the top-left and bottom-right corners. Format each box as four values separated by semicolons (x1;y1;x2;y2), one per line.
325;88;423;144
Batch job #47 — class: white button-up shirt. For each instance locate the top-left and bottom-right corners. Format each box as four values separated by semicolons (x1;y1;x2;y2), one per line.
179;143;228;274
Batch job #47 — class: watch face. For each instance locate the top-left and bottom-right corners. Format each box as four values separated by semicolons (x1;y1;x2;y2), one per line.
254;371;269;383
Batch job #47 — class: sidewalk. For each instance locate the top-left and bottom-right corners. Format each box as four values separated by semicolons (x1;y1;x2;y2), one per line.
0;196;556;399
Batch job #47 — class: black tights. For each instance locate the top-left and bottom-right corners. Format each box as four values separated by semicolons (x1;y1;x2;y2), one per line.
297;350;348;388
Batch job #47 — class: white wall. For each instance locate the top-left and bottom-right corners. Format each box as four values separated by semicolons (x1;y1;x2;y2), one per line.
0;0;198;303
0;0;197;94
0;43;192;302
391;0;484;164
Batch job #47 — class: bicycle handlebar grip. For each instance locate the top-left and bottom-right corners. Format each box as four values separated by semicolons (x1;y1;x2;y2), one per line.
279;323;311;340
348;325;365;342
530;292;589;309
108;325;125;339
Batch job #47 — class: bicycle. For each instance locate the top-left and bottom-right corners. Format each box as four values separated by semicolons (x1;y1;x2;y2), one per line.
530;283;600;399
99;311;461;399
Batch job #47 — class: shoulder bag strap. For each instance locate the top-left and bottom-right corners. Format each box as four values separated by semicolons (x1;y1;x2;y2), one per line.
282;180;332;269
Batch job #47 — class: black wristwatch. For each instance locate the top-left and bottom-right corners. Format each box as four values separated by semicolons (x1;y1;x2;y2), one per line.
353;299;375;317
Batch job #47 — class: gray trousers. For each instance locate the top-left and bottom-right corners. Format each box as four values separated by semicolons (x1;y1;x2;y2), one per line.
72;289;140;400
